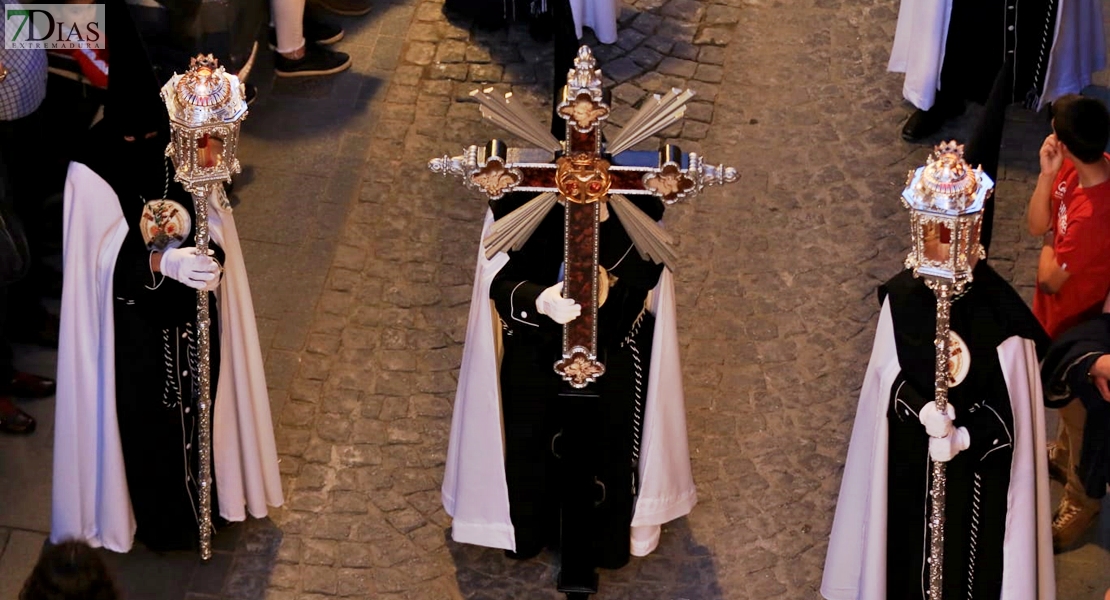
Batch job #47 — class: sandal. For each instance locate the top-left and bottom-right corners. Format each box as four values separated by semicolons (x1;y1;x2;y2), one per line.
0;402;36;434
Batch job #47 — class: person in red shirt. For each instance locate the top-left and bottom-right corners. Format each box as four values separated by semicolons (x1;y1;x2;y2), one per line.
1029;96;1110;340
1026;93;1110;549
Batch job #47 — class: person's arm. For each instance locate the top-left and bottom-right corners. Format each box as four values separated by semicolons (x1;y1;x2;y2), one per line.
1041;204;1099;295
1028;134;1063;236
1037;244;1071;294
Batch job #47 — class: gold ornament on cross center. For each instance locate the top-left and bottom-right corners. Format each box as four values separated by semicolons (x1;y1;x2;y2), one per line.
556;153;611;204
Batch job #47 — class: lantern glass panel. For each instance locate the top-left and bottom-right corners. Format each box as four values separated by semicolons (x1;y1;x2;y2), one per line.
198;134;225;169
922;220;953;264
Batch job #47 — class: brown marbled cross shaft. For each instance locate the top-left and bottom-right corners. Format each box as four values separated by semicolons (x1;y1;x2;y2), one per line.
552;115;607;388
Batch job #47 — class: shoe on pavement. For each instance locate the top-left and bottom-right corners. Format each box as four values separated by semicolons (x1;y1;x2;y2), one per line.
309;0;372;16
274;45;352;78
8;371;56;399
0;398;35;435
901;100;965;141
1048;441;1068;485
268;16;344;51
1052;496;1101;551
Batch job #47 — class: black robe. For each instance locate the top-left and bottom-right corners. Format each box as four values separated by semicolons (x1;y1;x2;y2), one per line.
1041;313;1110;499
940;0;1058;108
489;191;664;575
75;123;225;552
880;264;1049;599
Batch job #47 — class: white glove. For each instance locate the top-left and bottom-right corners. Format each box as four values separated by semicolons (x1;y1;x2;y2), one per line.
919;401;956;438
160;247;220;290
201;267;223;292
929;427;971;463
536;282;581;324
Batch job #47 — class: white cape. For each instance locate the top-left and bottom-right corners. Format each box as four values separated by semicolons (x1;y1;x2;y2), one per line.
888;0;1106;110
569;0;619;44
820;300;1055;599
441;210;696;557
52;161;284;552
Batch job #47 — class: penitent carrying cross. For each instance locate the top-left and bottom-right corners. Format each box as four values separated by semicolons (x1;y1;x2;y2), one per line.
430;45;739;389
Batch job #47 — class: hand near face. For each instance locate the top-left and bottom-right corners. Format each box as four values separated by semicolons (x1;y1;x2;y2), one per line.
1039;134;1063;177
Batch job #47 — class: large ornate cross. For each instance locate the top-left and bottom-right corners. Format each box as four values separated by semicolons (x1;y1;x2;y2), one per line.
430;46;738;388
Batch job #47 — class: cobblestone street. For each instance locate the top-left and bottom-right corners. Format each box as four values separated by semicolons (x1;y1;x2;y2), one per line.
3;0;1110;596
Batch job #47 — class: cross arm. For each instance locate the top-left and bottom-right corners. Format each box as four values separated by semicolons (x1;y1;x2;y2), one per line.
606;145;740;203
429;141;559;199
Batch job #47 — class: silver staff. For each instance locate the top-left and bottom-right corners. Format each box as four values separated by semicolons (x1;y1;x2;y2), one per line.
161;54;248;560
900;141;992;598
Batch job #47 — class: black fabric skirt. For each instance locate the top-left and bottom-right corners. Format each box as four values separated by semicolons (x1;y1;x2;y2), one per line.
500;311;655;570
114;293;221;552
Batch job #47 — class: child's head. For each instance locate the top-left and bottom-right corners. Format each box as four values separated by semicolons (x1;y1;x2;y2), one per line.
1052;94;1110;164
19;540;120;600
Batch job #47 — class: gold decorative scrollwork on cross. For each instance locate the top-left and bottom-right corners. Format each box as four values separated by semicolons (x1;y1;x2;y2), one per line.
642;163;697;203
554;347;606;388
558;93;611;133
556;153;611;204
470;157;523;199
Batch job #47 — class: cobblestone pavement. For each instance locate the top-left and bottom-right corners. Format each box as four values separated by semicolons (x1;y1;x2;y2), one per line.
4;0;1110;596
214;0;1110;590
226;0;1110;595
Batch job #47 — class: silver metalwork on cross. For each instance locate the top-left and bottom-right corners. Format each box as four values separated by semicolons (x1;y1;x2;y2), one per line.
429;45;739;388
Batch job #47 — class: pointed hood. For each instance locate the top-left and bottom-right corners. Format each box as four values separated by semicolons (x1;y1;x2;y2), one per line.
103;0;167;139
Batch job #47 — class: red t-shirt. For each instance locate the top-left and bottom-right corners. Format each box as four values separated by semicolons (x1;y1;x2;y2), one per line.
50;48;108;89
1033;154;1110;338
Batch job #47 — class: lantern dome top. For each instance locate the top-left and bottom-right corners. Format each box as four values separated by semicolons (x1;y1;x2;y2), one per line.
162;54;247;128
175;55;231;108
902;140;992;216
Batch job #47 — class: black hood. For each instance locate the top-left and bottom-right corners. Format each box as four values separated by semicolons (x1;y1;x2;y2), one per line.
74;0;176;203
103;0;167;140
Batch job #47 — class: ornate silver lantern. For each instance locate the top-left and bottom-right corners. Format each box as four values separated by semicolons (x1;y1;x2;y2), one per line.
902;140;991;288
900;140;993;599
163;53;247;192
160;53;248;561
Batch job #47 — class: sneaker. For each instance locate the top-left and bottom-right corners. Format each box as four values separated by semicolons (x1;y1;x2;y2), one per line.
268;16;344;51
1048;442;1068;485
308;0;372;16
274;45;352;78
1052;497;1101;551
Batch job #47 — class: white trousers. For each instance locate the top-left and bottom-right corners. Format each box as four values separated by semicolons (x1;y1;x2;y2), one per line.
271;0;306;54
